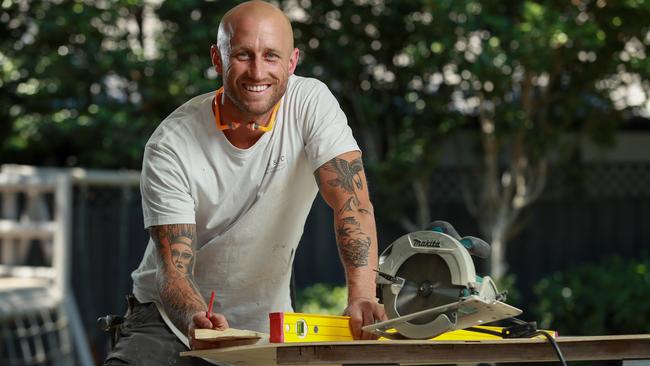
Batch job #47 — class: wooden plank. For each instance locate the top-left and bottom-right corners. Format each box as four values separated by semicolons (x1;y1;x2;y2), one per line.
0;277;50;291
0;220;56;238
277;335;650;365
0;265;55;278
183;335;650;366
189;330;269;355
1;164;141;186
0;181;56;192
183;343;282;366
194;328;265;342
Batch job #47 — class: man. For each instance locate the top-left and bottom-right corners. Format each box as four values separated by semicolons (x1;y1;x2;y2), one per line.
104;1;386;365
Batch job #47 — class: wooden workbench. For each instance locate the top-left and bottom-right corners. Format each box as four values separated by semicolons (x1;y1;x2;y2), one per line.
182;334;650;365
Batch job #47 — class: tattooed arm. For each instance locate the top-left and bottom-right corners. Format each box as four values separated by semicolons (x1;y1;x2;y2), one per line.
150;224;228;348
314;151;387;339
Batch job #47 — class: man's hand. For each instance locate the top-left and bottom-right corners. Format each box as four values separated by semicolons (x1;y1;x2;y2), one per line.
344;297;387;340
188;311;229;350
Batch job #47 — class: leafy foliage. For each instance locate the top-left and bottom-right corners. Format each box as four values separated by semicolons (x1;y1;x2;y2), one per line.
1;0;649;226
1;0;233;167
296;283;347;315
2;1;147;167
533;256;650;335
290;1;650;221
288;0;650;278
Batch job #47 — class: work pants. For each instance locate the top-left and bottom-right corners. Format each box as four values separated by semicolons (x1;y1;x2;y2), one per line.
103;295;215;366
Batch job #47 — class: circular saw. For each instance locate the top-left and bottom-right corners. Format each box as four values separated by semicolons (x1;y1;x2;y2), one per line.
363;222;522;339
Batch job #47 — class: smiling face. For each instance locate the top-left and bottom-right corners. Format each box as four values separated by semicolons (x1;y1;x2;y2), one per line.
212;1;299;121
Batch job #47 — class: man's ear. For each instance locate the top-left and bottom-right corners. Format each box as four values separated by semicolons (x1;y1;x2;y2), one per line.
288;47;300;75
211;45;223;75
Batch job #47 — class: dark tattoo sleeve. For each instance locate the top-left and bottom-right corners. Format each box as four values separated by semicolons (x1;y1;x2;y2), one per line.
342;216;360;226
316;156;373;268
320;157;364;210
324;158;364;193
151;224;205;334
336;217;371;267
316;157;371;214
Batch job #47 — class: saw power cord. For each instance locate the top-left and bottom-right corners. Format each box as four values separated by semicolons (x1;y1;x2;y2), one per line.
531;330;568;366
466;319;567;366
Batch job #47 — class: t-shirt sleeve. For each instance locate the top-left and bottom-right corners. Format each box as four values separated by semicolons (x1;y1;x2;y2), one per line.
302;81;360;172
140;144;196;228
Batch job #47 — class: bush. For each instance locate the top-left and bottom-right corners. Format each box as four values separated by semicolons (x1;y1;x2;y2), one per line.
533;256;650;335
296;283;347;315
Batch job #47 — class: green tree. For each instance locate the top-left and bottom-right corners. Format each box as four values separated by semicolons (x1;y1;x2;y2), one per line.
1;0;150;167
0;0;239;168
288;0;650;279
3;0;649;280
287;0;465;229
445;1;650;279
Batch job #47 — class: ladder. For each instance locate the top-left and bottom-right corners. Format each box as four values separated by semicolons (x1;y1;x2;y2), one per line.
0;166;93;365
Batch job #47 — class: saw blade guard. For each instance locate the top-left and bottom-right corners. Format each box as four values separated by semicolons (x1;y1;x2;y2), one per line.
377;231;478;338
378;231;477;291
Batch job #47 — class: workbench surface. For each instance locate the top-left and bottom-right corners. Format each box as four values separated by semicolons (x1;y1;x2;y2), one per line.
182;334;650;366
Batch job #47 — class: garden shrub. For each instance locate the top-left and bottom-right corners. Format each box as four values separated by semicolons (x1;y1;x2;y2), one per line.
533;256;650;335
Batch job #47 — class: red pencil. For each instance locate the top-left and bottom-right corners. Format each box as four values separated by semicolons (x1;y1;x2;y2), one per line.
206;291;215;319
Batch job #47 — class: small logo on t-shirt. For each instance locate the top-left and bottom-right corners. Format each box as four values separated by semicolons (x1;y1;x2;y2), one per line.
266;155;287;173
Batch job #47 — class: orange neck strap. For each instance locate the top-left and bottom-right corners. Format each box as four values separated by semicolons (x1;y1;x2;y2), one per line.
212;87;281;132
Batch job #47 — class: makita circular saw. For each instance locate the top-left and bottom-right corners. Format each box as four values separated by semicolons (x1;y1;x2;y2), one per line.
363;221;522;339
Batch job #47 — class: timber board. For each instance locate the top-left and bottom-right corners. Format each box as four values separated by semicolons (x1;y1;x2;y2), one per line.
182;334;650;366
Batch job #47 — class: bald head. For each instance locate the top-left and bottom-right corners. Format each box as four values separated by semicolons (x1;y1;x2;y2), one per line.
211;1;300;120
217;1;294;55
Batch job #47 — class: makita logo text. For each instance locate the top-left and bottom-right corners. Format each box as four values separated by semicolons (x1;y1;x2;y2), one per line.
413;239;441;248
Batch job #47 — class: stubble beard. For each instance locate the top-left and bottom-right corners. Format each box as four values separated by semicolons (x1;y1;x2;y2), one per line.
225;78;288;118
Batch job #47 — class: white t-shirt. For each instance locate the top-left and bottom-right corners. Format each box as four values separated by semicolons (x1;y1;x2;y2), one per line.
131;75;359;345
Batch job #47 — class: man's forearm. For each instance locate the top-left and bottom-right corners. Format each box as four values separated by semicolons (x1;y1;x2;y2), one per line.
315;153;379;301
156;264;206;334
334;205;378;300
151;224;207;334
316;152;386;339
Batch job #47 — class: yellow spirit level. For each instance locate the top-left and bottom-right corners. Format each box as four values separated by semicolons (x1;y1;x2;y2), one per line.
269;312;555;343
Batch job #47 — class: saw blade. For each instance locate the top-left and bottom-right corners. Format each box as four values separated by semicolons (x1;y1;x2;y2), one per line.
385;253;461;325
